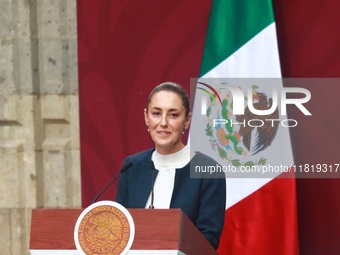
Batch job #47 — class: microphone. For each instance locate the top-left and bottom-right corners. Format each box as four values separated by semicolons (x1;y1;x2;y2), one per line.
149;161;156;209
92;162;133;204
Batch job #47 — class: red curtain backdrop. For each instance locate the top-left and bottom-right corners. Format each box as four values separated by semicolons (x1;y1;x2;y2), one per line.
77;1;340;254
273;1;340;255
77;0;209;202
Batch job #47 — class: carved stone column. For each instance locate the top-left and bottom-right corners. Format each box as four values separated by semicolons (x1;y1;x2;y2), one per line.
0;0;80;254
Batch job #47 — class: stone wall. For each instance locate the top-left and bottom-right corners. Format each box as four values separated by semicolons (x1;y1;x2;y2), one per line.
0;0;80;254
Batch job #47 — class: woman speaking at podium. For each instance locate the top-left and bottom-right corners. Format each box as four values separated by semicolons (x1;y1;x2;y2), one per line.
116;82;226;249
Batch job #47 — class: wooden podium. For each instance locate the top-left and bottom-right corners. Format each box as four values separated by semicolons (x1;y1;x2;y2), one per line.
30;208;217;255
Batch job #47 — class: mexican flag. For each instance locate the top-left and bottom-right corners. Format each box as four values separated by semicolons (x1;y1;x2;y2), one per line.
194;0;299;254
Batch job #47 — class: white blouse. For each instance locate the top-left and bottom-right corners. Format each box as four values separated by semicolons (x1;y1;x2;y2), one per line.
145;146;192;209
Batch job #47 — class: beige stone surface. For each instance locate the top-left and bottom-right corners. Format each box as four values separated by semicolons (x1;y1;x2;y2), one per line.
0;0;80;254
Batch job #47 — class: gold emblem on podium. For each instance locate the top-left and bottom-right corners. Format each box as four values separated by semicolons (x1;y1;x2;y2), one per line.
74;201;135;255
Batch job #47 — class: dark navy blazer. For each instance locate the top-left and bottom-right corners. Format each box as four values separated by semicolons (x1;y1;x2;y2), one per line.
115;148;226;249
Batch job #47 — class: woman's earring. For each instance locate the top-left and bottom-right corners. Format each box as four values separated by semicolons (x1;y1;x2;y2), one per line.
147;125;149;132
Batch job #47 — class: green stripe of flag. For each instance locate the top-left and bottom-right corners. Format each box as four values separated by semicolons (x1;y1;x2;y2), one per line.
200;0;275;76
